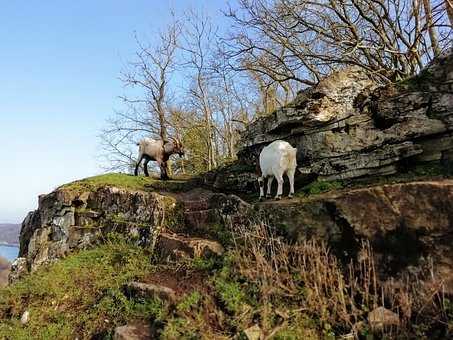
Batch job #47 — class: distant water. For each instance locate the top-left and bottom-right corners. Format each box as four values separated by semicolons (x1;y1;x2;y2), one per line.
0;245;19;262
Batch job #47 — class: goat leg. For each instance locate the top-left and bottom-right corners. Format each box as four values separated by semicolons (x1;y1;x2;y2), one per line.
258;176;265;201
275;172;284;200
160;161;169;180
144;158;150;177
134;155;144;176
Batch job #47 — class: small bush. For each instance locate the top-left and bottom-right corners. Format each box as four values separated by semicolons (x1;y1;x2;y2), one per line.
177;291;202;313
300;180;344;196
215;278;246;314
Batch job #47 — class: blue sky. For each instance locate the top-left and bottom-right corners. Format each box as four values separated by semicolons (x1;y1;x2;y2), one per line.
0;0;226;223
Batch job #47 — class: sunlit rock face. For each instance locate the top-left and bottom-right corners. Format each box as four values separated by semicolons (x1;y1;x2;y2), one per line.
237;49;453;182
15;186;179;275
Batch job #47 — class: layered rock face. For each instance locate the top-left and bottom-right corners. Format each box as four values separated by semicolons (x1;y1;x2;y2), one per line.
256;180;453;292
16;186;178;274
11;182;248;279
237;50;453;183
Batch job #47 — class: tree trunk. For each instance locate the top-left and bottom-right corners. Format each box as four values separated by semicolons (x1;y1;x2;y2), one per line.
423;0;441;57
446;0;453;27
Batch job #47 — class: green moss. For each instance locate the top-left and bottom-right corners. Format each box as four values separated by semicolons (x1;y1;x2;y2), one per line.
397;68;434;92
0;234;153;339
299;180;344;196
60;173;193;194
160;317;199;339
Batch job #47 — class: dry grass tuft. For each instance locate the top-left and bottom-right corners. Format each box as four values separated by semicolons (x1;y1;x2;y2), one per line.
230;222;452;338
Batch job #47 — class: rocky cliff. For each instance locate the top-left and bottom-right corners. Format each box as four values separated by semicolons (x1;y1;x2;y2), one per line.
11;173;453;293
204;49;453;194
8;174;453;338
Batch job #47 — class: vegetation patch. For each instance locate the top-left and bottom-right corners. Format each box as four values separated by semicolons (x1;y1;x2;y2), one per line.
397;68;434;92
60;173;192;194
298;180;344;196
0;234;153;339
2;223;451;339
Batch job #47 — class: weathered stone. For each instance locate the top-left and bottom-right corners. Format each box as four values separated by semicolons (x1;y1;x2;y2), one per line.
13;185;180;275
8;257;27;284
234;49;453;185
368;307;399;329
125;282;177;304
113;323;152;340
243;324;263;340
20;310;30;325
156;232;224;260
255;180;453;292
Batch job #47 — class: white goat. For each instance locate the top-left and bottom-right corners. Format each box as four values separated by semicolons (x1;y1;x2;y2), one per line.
258;140;297;200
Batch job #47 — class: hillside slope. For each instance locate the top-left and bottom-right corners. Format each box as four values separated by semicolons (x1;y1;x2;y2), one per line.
2;173;452;339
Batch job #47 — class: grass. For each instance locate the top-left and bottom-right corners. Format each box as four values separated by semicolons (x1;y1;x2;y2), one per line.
1;222;451;339
0;234;154;339
295;162;452;199
298;180;344;196
60;173;193;194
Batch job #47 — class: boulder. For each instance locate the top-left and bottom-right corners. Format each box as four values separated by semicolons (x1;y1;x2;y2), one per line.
8;257;27;284
125;282;177;304
368;307;399;329
254;180;453;292
156;232;224;260
113;323;152;340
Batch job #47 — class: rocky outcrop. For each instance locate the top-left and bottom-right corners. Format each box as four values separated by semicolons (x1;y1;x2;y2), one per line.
11;182;249;279
156;232;224;260
236;50;453;184
15;186;179;274
255;179;453;292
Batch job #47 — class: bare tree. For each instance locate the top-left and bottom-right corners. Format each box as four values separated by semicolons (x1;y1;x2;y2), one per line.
225;0;453;95
100;20;180;173
180;10;219;170
423;0;441;56
446;0;453;26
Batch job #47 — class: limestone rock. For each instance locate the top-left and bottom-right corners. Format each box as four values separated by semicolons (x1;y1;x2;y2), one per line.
236;50;453;183
13;185;180;276
20;310;30;325
8;257;27;284
125;282;177;304
113;323;152;340
368;307;399;329
156;232;224;260
243;324;263;340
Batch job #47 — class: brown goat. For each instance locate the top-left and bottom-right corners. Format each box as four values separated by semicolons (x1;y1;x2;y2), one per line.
134;137;185;180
